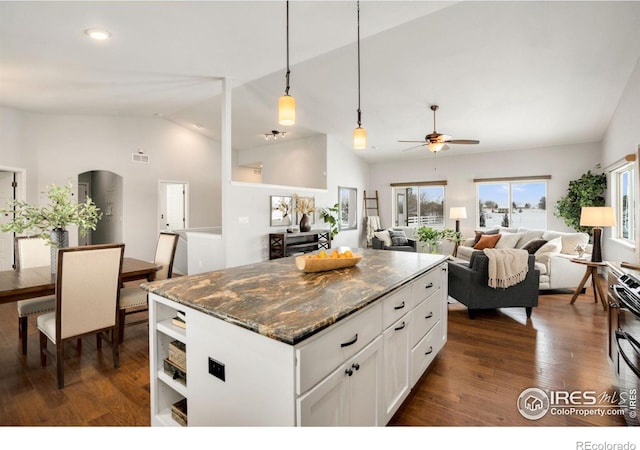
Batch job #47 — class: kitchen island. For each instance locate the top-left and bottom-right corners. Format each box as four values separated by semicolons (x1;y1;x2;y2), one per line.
142;248;448;426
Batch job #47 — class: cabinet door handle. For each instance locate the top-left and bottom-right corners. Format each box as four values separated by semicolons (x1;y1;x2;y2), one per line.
340;334;358;348
394;321;406;331
424;282;434;289
352;363;360;371
425;346;433;355
425;312;433;319
345;368;354;377
393;301;405;310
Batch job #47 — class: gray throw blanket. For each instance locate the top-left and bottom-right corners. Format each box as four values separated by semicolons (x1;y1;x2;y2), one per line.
483;248;529;289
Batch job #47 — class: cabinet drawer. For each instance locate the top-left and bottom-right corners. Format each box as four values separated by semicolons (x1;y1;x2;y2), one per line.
411;268;441;306
296;302;382;395
410;321;442;387
410;291;441;348
382;285;411;330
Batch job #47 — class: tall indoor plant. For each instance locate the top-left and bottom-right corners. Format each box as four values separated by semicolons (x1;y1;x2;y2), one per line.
319;203;340;243
554;167;607;234
1;182;102;271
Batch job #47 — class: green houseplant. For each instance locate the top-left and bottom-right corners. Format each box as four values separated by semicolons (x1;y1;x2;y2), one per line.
554;167;607;234
416;226;445;253
319;203;340;241
1;182;102;251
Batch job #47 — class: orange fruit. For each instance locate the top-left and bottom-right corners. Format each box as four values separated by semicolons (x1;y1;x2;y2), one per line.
343;250;353;258
317;250;327;258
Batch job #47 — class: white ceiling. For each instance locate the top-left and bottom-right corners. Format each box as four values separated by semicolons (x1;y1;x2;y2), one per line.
2;1;640;164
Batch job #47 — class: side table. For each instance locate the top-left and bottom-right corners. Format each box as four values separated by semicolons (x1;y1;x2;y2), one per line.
569;258;608;310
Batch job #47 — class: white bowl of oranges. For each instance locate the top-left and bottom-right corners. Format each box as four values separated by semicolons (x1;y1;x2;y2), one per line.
295;248;362;273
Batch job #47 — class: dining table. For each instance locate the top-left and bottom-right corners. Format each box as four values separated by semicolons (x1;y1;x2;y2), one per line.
0;257;162;305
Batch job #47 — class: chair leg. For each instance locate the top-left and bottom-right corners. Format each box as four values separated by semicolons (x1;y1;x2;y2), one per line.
468;309;476;319
525;307;532;318
118;308;126;344
39;331;47;367
19;316;28;355
112;331;120;369
56;341;65;389
97;332;102;349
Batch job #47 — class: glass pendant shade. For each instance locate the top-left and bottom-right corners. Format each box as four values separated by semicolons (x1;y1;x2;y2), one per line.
278;94;296;126
428;142;445;153
353;126;367;149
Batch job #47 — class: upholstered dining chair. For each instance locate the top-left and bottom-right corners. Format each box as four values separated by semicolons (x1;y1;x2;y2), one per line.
118;231;178;342
15;236;56;355
37;243;125;388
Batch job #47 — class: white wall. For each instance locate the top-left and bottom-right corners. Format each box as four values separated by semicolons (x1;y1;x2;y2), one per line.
368;142;602;242
1;108;221;260
223;135;369;268
602;57;640;263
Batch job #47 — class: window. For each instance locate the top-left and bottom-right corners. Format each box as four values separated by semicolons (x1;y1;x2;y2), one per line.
391;181;446;227
611;162;635;243
475;177;548;229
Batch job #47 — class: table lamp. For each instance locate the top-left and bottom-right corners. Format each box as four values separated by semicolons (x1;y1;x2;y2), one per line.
449;207;467;257
579;206;615;263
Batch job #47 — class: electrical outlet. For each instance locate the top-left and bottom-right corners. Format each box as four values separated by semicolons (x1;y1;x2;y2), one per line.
209;357;225;382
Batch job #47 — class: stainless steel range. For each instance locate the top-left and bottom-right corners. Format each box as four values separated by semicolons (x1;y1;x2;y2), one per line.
608;267;640;426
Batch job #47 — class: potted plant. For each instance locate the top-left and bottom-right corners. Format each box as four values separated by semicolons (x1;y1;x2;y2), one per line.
1;182;102;271
319;203;340;243
554;166;607;234
416;226;445;253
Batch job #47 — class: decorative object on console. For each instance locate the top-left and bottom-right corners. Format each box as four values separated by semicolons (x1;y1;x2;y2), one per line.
278;1;295;126
270;195;293;227
353;0;366;149
580;206;615;263
293;194;315;232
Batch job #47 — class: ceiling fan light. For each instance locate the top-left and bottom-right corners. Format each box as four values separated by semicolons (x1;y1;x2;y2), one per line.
278;94;296;126
353;126;367;149
428;142;445;153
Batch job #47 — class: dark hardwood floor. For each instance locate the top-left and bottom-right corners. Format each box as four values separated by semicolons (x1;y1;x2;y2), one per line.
0;287;627;427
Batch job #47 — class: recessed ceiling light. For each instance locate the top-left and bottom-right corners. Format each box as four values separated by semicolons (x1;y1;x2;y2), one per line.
85;28;111;41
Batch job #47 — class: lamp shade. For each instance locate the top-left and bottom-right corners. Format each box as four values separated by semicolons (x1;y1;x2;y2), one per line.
427;142;445;153
580;206;615;227
278;94;296;126
450;207;467;220
353;127;367;149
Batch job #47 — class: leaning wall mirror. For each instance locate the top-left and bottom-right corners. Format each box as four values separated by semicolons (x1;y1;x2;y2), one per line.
338;186;357;230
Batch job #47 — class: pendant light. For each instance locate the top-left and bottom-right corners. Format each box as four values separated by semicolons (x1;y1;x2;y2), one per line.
353;0;366;149
278;1;295;126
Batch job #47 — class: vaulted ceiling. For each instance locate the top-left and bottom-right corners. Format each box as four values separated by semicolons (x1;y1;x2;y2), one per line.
2;1;639;163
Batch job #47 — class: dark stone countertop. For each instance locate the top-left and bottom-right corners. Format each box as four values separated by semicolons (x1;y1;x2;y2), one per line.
141;248;447;345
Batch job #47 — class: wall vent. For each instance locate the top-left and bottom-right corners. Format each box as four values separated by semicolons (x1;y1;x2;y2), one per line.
132;153;150;163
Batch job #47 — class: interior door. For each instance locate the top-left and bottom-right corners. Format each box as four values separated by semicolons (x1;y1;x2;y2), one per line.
159;181;188;232
0;171;15;270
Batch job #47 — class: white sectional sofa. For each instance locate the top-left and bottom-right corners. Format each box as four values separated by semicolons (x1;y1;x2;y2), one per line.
456;227;592;291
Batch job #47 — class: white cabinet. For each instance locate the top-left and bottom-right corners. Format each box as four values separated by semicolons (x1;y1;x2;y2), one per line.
297;336;383;426
148;261;448;426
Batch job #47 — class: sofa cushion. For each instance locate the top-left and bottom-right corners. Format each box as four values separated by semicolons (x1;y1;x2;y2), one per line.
473;233;501;250
456;245;475;260
374;230;392;247
521;238;548;254
534;261;548;275
515;228;546;248
495;232;523;249
388;229;409;246
474;228;499;245
542;230;589;255
535;236;562;256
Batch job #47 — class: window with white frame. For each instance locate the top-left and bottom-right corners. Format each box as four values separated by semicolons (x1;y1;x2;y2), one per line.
611;161;635;243
475;177;548;229
391;181;446;227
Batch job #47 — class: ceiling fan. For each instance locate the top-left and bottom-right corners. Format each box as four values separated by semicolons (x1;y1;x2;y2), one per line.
399;105;480;153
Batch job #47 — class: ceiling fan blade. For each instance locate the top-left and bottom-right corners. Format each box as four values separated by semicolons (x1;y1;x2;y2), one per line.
447;139;480;145
401;144;426;152
398;140;425;143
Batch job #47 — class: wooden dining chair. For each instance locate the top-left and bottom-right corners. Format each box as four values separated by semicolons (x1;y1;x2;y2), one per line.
37;243;125;388
118;231;178;342
15;236;56;355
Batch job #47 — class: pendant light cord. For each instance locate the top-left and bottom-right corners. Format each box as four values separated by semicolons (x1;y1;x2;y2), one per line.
356;0;362;127
285;0;291;96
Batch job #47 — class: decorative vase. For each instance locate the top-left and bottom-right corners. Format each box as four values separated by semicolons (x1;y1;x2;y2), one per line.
299;213;311;232
50;228;69;274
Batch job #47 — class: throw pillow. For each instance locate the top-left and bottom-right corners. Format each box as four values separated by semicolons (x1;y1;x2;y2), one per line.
534;237;562;256
474;228;499;245
388;229;409;246
473;233;501;250
560;233;589;255
495;232;524;249
373;230;392;247
521;238;548;254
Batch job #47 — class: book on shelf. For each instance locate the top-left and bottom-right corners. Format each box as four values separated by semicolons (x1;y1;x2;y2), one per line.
172;316;186;329
176;310;186;321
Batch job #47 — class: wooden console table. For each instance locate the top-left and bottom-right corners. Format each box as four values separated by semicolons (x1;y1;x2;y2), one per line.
569;258;608;310
269;230;330;260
